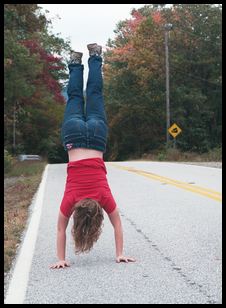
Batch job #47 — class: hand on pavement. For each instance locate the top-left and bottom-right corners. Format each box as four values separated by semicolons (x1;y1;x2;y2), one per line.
116;256;136;263
49;260;70;269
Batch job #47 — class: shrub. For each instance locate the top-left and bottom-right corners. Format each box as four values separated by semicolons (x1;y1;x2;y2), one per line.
47;144;68;164
165;148;182;161
204;146;222;161
4;149;13;174
157;152;166;161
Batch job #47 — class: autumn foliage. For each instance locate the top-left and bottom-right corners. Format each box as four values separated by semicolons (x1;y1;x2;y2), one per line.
103;4;222;160
21;39;65;104
4;4;71;159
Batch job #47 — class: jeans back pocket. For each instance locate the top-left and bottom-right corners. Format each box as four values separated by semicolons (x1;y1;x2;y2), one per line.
94;120;108;141
61;117;84;139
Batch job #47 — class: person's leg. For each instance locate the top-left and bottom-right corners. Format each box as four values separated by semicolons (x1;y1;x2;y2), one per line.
63;53;85;123
86;46;107;123
85;44;108;153
61;52;87;151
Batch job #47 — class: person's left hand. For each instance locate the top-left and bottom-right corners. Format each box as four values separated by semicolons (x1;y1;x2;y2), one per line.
116;255;136;263
49;260;70;269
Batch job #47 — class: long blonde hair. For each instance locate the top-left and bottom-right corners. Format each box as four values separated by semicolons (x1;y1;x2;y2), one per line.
71;198;104;254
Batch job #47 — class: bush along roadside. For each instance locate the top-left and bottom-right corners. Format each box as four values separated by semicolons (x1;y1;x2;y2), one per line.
4;149;13;174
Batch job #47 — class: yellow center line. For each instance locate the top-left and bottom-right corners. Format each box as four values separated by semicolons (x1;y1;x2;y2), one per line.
109;163;222;202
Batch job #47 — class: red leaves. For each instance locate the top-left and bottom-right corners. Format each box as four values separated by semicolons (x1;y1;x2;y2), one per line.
21;39;62;63
104;6;168;92
152;11;163;24
20;39;64;104
127;10;146;32
49;65;64;70
132;10;144;22
107;10;146;63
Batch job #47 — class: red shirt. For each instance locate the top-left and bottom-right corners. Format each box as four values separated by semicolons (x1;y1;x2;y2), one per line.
60;158;117;217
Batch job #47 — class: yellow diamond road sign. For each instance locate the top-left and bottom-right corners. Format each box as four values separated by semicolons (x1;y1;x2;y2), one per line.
168;123;182;138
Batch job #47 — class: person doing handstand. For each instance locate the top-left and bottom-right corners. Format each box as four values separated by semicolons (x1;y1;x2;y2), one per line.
50;43;135;269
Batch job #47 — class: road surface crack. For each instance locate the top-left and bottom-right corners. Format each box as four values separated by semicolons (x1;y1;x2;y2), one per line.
120;210;218;304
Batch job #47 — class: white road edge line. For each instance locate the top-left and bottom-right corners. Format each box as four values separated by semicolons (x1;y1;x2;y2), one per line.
5;164;49;304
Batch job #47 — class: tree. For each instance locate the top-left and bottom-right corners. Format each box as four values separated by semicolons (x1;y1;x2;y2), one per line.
4;4;71;158
103;4;222;159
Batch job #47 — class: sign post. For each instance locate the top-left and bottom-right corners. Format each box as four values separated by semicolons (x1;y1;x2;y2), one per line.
168;123;182;147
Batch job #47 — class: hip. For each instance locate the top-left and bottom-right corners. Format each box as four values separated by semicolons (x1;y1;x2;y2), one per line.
61;117;108;152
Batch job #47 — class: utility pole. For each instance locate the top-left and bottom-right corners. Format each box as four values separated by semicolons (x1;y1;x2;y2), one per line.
164;23;173;146
13;102;16;152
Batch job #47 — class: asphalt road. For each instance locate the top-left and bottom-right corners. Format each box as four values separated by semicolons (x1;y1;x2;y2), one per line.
5;161;222;304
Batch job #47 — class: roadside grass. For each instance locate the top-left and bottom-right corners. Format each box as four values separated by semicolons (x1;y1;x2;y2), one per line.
4;161;47;274
5;160;46;177
138;146;222;162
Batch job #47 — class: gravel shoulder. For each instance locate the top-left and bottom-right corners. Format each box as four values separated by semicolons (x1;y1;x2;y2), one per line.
176;162;222;168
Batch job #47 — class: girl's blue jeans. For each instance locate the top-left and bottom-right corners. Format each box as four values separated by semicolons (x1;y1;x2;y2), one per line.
61;55;108;153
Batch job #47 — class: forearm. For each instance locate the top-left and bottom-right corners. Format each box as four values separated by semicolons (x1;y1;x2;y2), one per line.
114;224;123;257
57;231;66;261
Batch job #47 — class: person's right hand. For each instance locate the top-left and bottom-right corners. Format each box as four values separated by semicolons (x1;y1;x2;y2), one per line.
116;255;136;263
49;260;70;269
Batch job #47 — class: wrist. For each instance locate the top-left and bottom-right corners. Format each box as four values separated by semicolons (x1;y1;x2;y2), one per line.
57;256;65;261
116;252;123;258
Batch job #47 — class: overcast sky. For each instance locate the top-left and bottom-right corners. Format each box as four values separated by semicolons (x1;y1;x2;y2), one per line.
39;4;146;83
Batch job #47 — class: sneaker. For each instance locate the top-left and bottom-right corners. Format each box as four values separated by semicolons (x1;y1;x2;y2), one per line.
87;43;102;56
69;51;83;64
